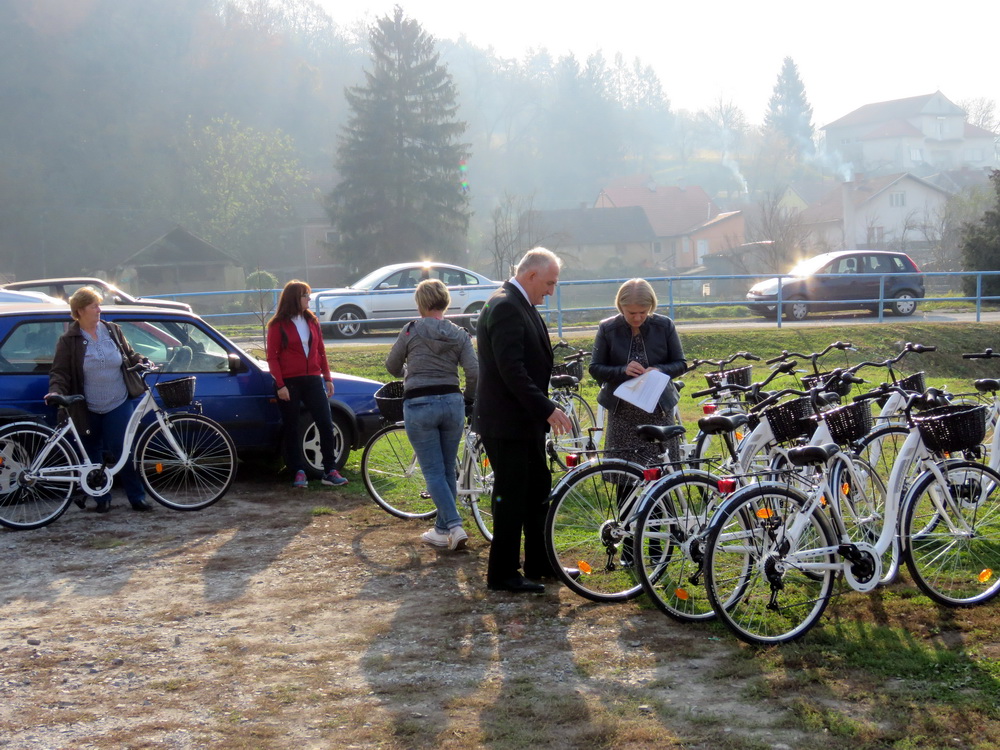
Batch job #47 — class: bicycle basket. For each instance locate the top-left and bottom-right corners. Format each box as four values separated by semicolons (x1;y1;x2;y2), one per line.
374;380;406;423
157;377;196;408
553;360;584;381
876;371;926;408
801;371;852;397
818;400;873;445
762;396;815;444
914;403;987;453
704;365;753;389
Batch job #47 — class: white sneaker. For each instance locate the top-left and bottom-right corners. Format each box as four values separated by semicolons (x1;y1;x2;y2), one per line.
421;529;450;547
448;527;469;551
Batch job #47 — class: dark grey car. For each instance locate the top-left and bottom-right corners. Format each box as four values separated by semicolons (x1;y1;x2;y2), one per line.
746;250;924;321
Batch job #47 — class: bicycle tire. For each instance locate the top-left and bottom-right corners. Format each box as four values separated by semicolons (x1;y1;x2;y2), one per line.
547;391;595;470
136;413;236;510
704;482;839;645
633;469;726;622
0;422;78;530
544;459;647;602
461;433;493;541
901;461;1000;606
360;423;436;519
828;452;900;585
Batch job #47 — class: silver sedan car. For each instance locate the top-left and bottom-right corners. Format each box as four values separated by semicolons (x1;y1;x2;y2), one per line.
311;262;500;339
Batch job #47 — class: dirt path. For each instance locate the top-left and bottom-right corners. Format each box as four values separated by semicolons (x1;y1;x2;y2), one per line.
0;472;810;749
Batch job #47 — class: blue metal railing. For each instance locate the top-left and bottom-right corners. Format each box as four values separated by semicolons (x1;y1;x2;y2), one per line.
145;270;1000;336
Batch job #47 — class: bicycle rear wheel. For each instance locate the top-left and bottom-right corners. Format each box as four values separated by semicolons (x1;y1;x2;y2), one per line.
0;422;78;530
901;461;1000;606
461;433;493;541
361;424;435;519
136;414;236;510
704;483;838;646
547;392;596;470
545;459;646;602
633;470;725;622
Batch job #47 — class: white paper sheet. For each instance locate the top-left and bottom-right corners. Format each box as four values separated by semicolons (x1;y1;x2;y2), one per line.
612;369;671;413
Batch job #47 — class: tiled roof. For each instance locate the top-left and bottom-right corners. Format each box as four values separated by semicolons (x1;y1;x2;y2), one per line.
859;119;924;139
524;206;657;245
823;91;963;129
798;173;951;224
594;175;719;237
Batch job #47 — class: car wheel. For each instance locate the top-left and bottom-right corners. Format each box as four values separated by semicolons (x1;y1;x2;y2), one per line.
890;291;918;317
297;409;351;477
330;306;366;339
785;297;809;321
463;302;484;335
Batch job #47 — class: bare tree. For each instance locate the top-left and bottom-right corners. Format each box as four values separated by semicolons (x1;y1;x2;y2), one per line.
960;97;1000;133
742;190;809;272
484;192;534;279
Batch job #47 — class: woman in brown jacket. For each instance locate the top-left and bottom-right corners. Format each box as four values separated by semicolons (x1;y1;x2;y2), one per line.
46;287;151;512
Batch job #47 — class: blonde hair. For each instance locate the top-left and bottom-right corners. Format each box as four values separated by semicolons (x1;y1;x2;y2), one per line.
68;286;103;320
615;278;657;315
414;278;450;313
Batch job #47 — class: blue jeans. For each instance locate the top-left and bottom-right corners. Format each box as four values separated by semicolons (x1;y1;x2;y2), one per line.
83;398;146;505
403;393;465;533
279;375;336;473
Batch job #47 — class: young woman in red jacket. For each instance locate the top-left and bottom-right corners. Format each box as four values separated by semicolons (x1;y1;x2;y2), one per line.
266;280;348;488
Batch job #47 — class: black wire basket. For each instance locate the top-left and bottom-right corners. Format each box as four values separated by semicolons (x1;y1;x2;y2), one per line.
818;400;873;445
157;377;196;408
705;365;753;389
761;396;816;444
914;404;988;454
876;371;927;408
374;381;406;423
801;371;853;397
553;359;584;381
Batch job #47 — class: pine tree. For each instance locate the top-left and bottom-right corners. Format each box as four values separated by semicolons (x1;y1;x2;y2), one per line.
327;6;470;274
763;57;815;157
961;169;1000;297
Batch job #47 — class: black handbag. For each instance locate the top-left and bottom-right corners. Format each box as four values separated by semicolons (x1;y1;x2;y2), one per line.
105;322;145;398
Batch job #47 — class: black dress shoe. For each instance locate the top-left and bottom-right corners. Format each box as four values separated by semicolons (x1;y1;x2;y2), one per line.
130;500;153;512
487;576;545;593
93;498;111;513
72;493;87;510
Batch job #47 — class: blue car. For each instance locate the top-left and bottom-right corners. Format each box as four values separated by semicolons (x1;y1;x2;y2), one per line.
0;302;383;475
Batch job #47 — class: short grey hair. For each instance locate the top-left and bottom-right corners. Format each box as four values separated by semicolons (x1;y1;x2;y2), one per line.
515;247;561;276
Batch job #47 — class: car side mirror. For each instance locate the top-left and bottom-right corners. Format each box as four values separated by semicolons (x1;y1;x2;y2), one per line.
228;353;248;374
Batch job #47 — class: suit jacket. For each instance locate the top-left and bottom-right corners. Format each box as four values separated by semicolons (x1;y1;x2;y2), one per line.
473;281;555;440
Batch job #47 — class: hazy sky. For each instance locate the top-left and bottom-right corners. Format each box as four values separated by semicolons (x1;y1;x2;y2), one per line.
319;0;997;127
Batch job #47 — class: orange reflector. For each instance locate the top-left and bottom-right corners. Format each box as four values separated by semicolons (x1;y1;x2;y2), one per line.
578;561;593;574
841;482;850;496
155;463;164;473
674;588;690;601
979;569;993;583
565;454;579;468
703;404;717;414
718;477;737;494
756;508;774;519
735;431;744;441
643;467;662;481
820;495;827;506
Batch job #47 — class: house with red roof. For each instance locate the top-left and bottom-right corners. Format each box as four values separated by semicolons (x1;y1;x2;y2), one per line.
822;91;997;177
593;175;745;270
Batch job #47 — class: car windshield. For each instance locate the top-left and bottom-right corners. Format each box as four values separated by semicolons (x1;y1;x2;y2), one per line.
787;255;836;276
349;268;394;290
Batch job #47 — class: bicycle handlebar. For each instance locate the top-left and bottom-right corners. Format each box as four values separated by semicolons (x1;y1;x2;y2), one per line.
764;340;855;366
963;348;996;360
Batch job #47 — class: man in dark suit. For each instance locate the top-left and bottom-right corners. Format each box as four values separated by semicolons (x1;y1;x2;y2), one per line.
474;248;573;593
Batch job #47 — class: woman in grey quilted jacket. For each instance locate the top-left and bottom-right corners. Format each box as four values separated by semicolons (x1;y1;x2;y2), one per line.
385;279;479;551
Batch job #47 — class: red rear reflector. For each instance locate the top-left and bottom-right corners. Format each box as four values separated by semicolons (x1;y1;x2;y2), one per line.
703;403;717;414
643;467;662;481
565;454;579;468
718;477;737;493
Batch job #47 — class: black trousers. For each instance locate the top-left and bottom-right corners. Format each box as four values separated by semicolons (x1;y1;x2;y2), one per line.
481;434;553;583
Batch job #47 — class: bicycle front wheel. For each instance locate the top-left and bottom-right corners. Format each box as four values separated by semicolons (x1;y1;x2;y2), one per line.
545;459;646;602
901;461;1000;606
704;483;839;646
633;470;725;622
547;392;596;469
0;422;78;530
361;424;435;519
136;414;236;510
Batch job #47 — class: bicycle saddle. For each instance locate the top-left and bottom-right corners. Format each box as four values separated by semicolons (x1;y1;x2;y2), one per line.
786;443;838;467
549;374;577;388
636;424;686;443
698;413;750;435
974;379;1000;393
